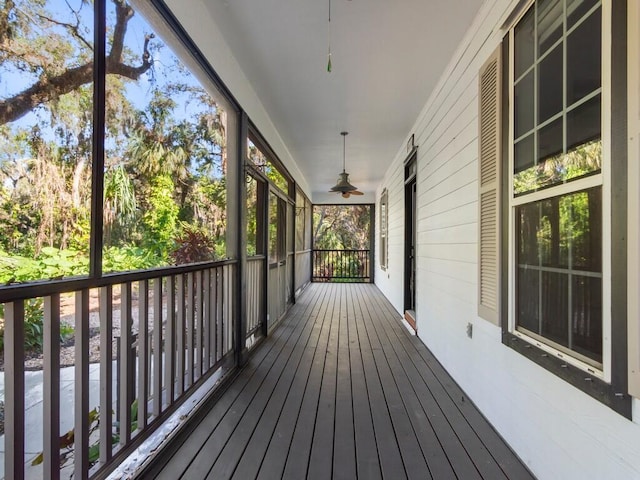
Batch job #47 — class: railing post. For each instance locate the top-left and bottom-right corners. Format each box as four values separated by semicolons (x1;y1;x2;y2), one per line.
236;111;249;365
5;300;25;480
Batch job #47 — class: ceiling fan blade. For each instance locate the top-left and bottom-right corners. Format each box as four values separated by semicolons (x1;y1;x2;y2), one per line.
350;190;364;196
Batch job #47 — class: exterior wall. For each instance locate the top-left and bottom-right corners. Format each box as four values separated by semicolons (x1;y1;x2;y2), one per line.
375;1;640;478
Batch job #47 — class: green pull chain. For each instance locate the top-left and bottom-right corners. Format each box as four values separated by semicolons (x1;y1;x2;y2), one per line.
327;0;332;72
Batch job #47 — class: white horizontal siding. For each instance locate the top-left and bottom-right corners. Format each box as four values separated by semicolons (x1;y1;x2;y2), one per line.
374;0;640;478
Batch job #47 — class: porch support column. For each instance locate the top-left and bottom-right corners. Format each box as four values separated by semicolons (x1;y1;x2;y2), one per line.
236;111;249;365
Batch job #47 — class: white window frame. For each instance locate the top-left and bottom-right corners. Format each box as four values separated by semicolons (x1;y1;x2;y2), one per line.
506;0;612;380
380;189;388;270
628;0;640;398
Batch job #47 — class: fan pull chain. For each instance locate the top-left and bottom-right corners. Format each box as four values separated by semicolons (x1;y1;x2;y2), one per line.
327;0;332;72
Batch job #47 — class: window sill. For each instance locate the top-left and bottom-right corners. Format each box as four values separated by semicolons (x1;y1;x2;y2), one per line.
502;331;631;418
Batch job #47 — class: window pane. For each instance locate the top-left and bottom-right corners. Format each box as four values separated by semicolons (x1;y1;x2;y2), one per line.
514;134;536;194
538;44;563;124
514;7;535;78
568;188;601;271
518;202;541;265
567;95;601;151
528;118;564;191
0;0;93;283
515;98;601;195
567;0;599;28
538;197;569;268
517;267;540;333
515;71;535;138
572;275;602;362
103;3;228;272
537;0;563;55
516;188;602;361
567;8;601;105
541;271;569;348
515;134;535;175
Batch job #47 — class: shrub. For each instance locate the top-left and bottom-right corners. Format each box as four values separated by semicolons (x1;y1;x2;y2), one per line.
170;224;216;265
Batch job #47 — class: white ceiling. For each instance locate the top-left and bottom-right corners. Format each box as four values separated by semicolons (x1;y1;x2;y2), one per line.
205;0;485;201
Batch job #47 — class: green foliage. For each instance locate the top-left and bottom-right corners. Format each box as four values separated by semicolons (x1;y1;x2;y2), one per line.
313;205;371;250
142;174;179;259
0;0;230;282
104;164;138;245
0;247;89;284
0;297;72;354
170;224;216;264
102;245;159;273
32;402;131;469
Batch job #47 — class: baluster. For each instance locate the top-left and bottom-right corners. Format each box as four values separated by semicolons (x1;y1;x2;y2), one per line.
137;280;148;430
99;286;113;464
43;295;60;480
153;278;163;417
176;275;185;396
119;283;133;446
203;269;211;373
165;276;176;405
74;290;90;479
186;272;195;387
5;300;25;480
196;270;203;379
217;267;223;360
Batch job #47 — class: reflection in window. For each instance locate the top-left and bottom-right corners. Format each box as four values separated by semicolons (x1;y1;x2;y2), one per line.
0;0;94;282
516;187;602;364
513;1;602;196
512;1;603;368
380;190;388;269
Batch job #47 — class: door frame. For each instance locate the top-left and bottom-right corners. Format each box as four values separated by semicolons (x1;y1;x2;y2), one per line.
404;149;418;317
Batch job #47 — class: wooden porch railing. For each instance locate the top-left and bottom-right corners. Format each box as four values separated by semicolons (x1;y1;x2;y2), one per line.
246;256;265;340
2;260;238;480
311;249;371;283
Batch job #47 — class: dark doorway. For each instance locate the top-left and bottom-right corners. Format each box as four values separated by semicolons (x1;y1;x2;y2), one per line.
404;153;417;319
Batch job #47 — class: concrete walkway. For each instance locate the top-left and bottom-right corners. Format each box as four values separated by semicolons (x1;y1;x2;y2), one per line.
0;364;111;479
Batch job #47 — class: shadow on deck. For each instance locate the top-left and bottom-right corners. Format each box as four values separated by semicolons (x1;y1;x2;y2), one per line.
142;283;534;480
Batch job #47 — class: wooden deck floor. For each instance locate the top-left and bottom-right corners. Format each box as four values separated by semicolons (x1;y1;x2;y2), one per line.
145;283;534;480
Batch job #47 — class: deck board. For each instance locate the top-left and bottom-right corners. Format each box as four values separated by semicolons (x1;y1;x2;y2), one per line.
147;283;535;480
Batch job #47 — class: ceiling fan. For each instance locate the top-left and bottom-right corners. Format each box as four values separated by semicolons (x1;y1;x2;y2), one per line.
329;131;364;198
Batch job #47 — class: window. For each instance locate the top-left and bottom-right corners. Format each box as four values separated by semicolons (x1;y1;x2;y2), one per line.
510;0;604;369
380;189;388;270
480;0;630;416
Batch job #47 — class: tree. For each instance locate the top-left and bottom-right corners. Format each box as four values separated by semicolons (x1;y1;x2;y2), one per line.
313;205;371;250
0;0;154;125
0;0;230;280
